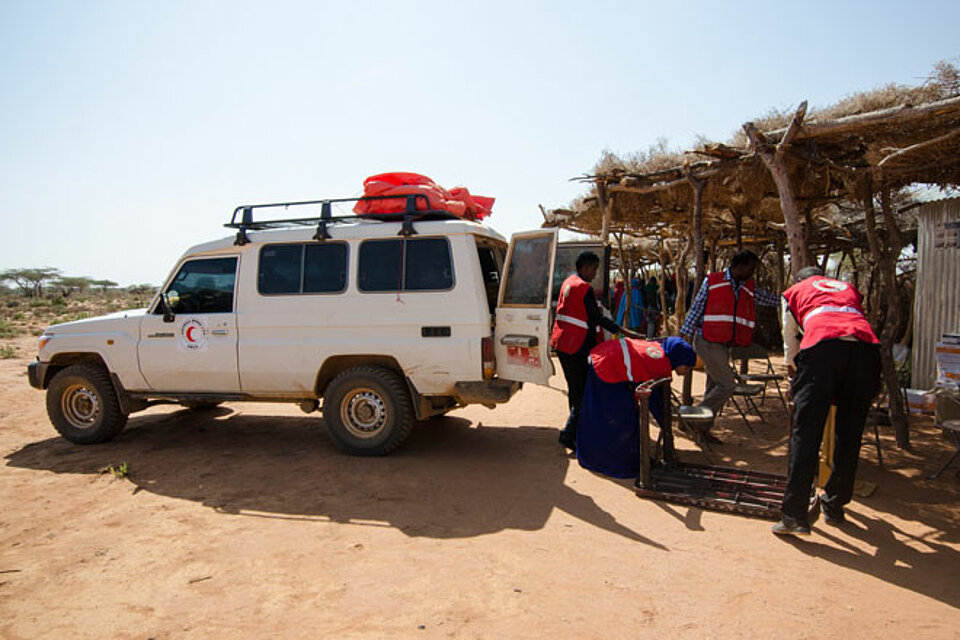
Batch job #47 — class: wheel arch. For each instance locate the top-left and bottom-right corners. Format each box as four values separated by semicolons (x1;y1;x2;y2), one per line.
315;355;431;421
41;352;110;388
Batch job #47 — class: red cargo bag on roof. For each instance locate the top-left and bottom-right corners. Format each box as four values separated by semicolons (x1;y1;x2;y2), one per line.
353;172;493;220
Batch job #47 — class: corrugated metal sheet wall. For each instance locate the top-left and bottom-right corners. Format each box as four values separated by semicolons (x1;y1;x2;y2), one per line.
912;197;960;389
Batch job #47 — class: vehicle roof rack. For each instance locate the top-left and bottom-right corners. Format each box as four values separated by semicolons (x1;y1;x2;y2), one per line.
224;194;462;246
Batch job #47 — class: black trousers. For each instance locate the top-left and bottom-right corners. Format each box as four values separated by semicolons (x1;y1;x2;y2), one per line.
558;350;589;441
781;339;881;522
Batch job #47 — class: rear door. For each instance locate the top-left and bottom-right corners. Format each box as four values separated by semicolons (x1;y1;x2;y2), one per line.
494;229;558;385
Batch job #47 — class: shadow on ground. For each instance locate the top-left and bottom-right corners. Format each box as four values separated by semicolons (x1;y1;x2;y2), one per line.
5;407;666;549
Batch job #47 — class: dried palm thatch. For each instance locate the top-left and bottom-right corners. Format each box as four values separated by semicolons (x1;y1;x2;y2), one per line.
550;60;960;260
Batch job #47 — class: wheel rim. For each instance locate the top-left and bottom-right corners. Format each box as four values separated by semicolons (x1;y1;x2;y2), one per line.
339;387;388;439
60;383;102;429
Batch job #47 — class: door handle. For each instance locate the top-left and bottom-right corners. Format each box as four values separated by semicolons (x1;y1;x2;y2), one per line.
500;335;539;347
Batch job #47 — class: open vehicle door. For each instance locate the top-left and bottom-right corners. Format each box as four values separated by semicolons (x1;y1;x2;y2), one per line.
494;229;558;385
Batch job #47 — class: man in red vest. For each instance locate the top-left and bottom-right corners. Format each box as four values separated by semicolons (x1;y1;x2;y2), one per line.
551;251;641;452
680;250;781;442
772;266;881;536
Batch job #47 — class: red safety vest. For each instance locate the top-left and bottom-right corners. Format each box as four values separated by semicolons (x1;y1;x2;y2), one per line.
550;274;592;354
701;272;756;346
782;276;878;350
590;338;673;384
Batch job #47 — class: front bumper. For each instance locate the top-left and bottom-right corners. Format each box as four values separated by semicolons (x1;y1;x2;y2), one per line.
27;361;49;390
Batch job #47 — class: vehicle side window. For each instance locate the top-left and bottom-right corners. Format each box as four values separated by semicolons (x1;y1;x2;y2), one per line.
358;237;453;293
259;245;301;294
258;243;348;295
304;244;348;293
164;257;238;314
405;238;453;291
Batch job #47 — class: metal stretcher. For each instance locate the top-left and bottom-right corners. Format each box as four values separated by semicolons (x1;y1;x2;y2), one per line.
634;378;793;520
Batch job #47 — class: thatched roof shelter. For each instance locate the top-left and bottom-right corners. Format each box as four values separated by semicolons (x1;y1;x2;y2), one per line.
548;61;960;449
549;64;960;264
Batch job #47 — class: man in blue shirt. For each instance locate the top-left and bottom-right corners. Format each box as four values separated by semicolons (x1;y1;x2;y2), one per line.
680;250;780;442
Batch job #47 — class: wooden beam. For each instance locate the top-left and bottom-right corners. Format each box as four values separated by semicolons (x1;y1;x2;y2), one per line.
876;126;960;173
765;94;960;142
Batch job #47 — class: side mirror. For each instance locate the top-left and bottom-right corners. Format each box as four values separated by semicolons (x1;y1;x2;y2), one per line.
160;290;179;323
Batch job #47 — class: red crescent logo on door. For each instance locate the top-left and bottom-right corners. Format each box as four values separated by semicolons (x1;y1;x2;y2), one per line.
179;319;208;351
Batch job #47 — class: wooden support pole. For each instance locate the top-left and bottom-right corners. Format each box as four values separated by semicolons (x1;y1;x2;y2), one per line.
685;169;707;291
658;241;669;335
734;210;744;251
860;174;910;449
597;180;612;246
775;237;787;290
743;101;813;278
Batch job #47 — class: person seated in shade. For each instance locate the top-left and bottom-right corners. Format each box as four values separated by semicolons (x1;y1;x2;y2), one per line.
576;336;697;479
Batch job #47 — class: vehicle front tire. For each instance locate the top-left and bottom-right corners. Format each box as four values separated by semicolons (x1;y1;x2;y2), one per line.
322;365;413;456
46;364;128;444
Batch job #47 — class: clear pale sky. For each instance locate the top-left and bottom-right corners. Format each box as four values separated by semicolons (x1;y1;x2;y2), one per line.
2;1;957;285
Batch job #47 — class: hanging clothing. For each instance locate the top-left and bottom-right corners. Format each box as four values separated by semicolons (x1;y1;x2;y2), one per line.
616;279;645;331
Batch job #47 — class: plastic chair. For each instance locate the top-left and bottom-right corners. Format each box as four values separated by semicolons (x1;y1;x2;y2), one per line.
669;388;716;448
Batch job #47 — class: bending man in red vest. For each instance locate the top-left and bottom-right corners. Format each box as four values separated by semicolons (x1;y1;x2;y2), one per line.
679;250;781;443
772;266;881;536
551;251;641;452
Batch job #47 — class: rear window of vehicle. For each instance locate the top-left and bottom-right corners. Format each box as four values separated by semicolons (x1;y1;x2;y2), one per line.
358;237;453;292
258;243;348;295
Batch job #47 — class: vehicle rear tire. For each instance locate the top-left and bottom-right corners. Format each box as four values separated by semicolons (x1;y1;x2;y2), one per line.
322;365;413;456
46;364;128;444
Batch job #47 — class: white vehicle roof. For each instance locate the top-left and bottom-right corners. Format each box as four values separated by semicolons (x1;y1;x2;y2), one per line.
183;218;507;257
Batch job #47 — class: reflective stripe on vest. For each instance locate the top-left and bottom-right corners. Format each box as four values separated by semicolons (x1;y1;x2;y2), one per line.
802;305;864;328
556;313;589;330
703;314;756;328
619;339;633;381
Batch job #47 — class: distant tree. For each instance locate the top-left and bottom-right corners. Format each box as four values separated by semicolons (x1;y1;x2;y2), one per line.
91;279;119;293
0;267;62;297
52;276;96;297
127;283;158;296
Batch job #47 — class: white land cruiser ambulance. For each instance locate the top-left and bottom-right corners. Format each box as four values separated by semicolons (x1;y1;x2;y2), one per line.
28;195;560;455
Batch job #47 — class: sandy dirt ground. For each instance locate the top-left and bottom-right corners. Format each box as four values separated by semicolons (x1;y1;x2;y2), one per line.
1;334;959;639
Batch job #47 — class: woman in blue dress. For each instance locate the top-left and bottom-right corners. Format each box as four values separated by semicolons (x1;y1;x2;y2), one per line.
576;336;697;478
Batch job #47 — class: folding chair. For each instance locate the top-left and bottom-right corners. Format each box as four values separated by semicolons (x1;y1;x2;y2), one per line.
705;372;765;433
730;343;788;413
929;391;960;480
725;381;766;433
